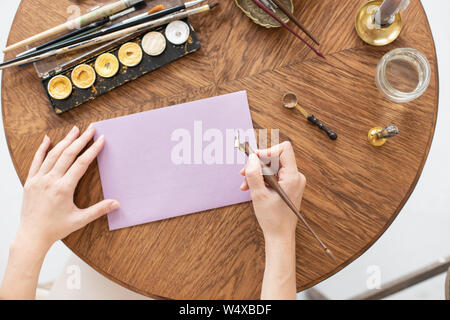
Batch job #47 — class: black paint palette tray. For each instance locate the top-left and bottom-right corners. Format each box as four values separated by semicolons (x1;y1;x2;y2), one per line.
40;19;201;114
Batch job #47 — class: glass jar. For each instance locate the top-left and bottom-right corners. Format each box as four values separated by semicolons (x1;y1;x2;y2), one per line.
375;48;431;103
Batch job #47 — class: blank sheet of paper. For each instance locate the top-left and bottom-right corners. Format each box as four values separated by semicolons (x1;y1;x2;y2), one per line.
93;91;256;230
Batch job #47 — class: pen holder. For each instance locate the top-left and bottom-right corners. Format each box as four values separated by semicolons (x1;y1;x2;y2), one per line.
355;0;403;46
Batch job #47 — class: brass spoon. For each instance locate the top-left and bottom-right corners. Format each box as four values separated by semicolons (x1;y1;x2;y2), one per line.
282;93;338;140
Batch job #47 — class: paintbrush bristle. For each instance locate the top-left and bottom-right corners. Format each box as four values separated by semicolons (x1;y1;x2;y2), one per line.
147;4;164;14
209;2;219;9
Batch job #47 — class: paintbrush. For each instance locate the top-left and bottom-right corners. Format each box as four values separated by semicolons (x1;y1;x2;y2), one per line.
3;0;144;53
119;4;166;25
6;0;205;64
0;3;218;70
234;131;336;263
99;0;207;34
250;0;325;59
269;0;320;45
15;4;143;59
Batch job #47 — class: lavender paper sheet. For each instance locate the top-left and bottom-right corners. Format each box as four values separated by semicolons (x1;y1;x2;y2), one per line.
93;91;256;230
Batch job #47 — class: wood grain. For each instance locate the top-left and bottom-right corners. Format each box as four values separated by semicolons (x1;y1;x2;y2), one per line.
1;0;439;299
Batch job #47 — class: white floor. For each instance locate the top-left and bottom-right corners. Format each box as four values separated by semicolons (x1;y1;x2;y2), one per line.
0;1;449;300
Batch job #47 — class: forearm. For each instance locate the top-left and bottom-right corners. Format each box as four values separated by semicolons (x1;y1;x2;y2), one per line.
261;235;297;300
0;231;50;300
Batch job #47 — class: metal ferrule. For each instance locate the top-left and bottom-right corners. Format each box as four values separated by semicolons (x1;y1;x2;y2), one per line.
123;0;143;7
185;0;208;8
110;7;136;21
135;4;210;32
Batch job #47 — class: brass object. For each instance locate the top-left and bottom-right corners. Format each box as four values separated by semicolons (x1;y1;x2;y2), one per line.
235;0;293;28
368;125;399;147
95;53;120;78
47;75;72;100
71;64;96;89
118;42;143;67
282;92;338;140
282;92;309;117
355;0;403;46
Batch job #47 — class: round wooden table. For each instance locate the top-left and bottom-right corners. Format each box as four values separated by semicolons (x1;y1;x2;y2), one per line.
2;0;438;299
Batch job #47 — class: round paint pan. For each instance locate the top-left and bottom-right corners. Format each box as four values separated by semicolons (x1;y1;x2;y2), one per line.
95;53;120;78
118;42;143;67
141;31;166;56
165;20;190;45
71;64;96;89
48;75;72;100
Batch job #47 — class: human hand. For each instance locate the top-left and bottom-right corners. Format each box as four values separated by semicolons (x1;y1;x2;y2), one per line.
15;125;120;253
240;142;306;241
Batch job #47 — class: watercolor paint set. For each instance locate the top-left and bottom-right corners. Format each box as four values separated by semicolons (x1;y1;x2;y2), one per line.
36;19;200;114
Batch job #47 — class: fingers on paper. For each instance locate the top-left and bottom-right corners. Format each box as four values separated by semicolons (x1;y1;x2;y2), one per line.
27;135;51;179
240;179;249;191
244;153;266;195
52;125;96;176
75;199;120;228
239;167;249;191
40;126;80;174
64;135;105;187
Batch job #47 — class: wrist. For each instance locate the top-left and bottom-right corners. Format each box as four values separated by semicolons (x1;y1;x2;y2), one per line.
263;231;297;296
11;227;52;259
264;230;296;245
3;229;50;300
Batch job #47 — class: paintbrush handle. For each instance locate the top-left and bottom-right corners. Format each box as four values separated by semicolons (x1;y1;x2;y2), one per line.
250;0;324;59
15;19;109;61
4;22;71;54
37;18;110;51
3;0;141;53
307;114;338;140
0;4;217;70
12;3;171;64
269;0;319;45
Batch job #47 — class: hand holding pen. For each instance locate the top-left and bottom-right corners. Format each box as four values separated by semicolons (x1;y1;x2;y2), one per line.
240;142;305;299
236;133;336;263
240;142;306;240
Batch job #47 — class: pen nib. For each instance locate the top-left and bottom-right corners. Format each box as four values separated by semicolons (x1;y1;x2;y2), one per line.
234;130;247;153
325;248;337;264
234;130;240;149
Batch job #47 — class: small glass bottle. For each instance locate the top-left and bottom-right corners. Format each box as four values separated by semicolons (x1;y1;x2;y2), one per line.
375;48;431;103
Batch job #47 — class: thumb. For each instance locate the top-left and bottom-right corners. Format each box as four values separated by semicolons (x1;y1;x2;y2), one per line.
245;153;266;192
78;200;120;226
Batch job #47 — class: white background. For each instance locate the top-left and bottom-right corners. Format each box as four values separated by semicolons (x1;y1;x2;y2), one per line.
0;1;449;299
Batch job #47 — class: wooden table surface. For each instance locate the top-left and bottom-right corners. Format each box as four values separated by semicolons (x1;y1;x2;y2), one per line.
2;0;438;299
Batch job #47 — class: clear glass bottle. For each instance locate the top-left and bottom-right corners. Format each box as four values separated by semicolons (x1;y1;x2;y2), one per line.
375;48;431;103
